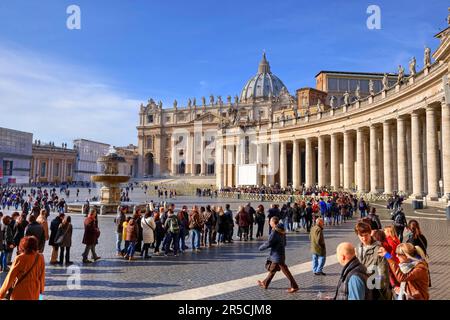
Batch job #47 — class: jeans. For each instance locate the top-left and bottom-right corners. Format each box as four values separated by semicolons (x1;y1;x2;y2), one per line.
312;254;326;273
360;209;366;218
0;250;8;271
82;245;99;261
59;247;71;263
190;229;201;249
179;228;188;250
283;218;289;231
164;232;179;255
126;241;136;257
333;214;341;225
116;232;123;253
203;226;213;246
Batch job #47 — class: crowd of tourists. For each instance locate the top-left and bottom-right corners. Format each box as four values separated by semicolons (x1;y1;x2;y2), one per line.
259;196;431;300
0;183;432;300
220;184;348;196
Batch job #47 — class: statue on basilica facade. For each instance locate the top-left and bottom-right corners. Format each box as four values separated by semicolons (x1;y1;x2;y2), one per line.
409;57;416;77
355;84;361;100
397;65;405;84
187;98;192;108
343;91;350;105
209;95;215;105
173;100;178;109
217;96;223;107
193;98;196;106
382;74;389;91
234;95;239;105
158;101;163;110
369;80;375;96
202;96;206;106
317;100;324;112
227;95;232;105
424;47;431;68
329;96;336;109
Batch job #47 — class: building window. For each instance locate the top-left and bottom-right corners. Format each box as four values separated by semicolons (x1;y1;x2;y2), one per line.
147;114;154;124
40;162;47;177
67;163;72;177
55;163;60;177
2;161;13;176
166;116;171;123
328;78;338;91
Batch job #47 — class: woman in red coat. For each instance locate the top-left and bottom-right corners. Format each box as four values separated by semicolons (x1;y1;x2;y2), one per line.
0;236;45;300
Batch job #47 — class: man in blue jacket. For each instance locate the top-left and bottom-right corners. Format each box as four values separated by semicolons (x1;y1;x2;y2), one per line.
257;217;299;293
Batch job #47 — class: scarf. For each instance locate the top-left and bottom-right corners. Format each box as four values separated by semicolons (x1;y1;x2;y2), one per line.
399;260;419;274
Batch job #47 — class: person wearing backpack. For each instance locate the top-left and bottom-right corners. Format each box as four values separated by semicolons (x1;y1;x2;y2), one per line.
393;208;407;242
367;207;382;231
163;209;180;256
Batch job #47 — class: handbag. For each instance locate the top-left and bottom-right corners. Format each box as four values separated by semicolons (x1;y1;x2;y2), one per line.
4;254;40;300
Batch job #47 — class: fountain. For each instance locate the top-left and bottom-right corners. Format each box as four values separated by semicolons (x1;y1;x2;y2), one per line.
91;148;130;214
67;148;147;215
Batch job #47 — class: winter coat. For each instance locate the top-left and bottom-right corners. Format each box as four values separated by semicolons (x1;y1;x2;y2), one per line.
357;240;391;300
24;222;45;253
36;216;49;241
54;223;72;247
13;221;28;246
310;225;326;256
218;214;228;234
114;213;126;234
406;234;428;256
0;252;45;300
236;210;250;227
126;221;138;242
387;259;429;300
259;224;286;264
82;217;100;246
189;211;203;231
141;217;156;244
48;217;63;246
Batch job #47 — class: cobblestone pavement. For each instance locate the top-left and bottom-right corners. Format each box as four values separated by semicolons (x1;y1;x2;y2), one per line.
0;188;449;300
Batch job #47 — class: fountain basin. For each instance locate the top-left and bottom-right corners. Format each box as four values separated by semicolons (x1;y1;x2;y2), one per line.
91;175;131;184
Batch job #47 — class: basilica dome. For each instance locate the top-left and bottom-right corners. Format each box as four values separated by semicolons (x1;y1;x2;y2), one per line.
240;53;289;102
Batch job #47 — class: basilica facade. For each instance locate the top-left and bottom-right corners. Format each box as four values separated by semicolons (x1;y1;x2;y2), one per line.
137;14;450;202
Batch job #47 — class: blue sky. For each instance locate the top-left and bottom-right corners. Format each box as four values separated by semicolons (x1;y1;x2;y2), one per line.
0;0;447;146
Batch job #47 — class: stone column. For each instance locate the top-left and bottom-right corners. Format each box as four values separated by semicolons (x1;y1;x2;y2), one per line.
330;133;340;190
383;121;393;195
442;100;450;199
397;117;408;194
171;137;177;176
280;141;287;188
256;143;262;186
305;138;313;187
267;142;275;186
216;140;224;188
318;136;326;187
235;140;240;184
356;128;366;192
200;134;206;175
227;145;235;187
343;131;354;190
190;133;195;175
425;106;439;200
411;112;423;198
292;139;300;190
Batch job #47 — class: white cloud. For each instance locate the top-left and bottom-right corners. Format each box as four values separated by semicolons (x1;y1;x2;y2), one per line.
0;45;142;147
